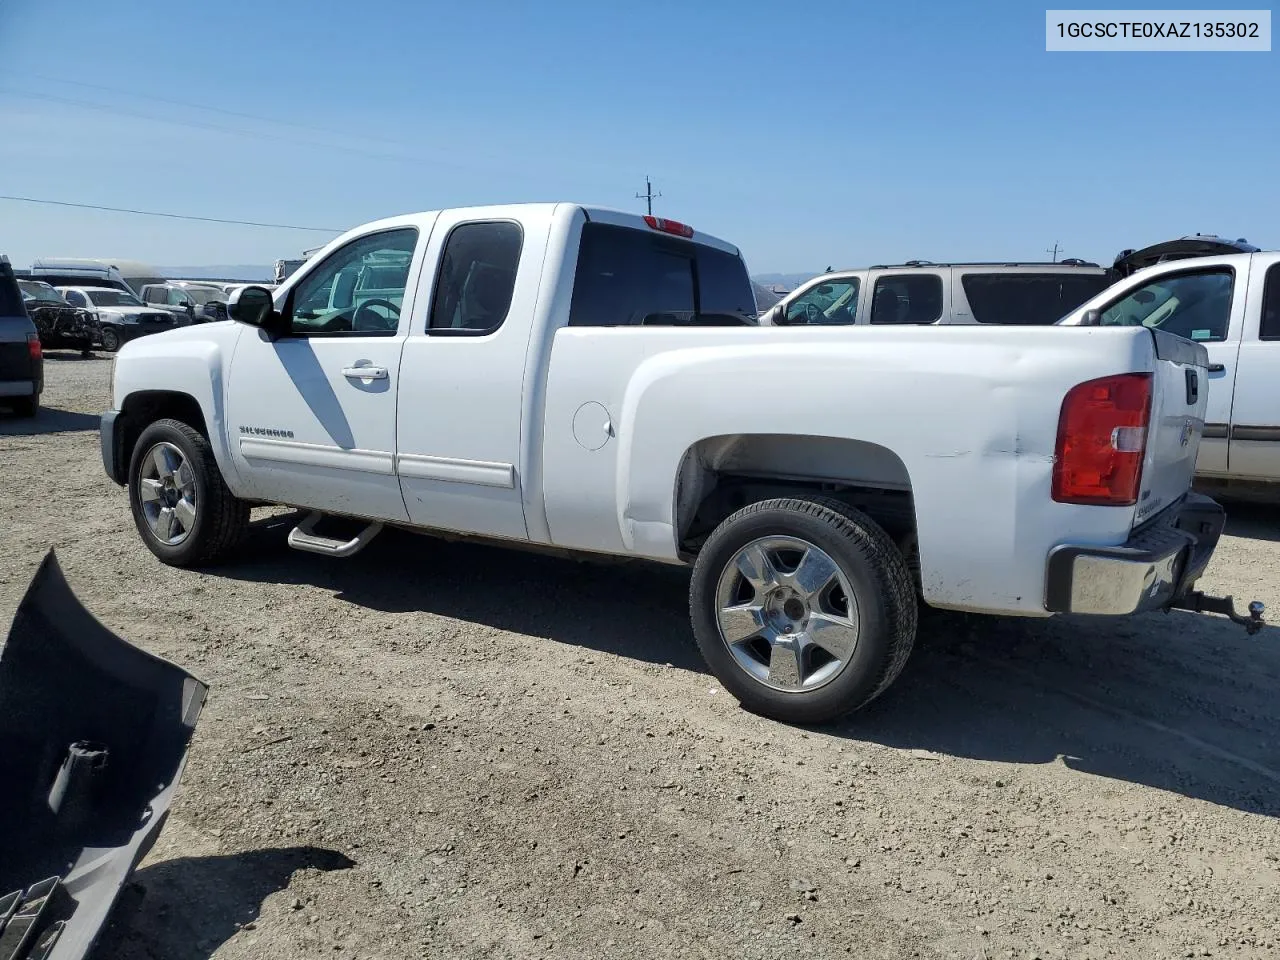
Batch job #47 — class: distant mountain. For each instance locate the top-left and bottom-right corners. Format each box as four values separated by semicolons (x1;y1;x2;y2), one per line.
161;265;273;281
752;271;822;291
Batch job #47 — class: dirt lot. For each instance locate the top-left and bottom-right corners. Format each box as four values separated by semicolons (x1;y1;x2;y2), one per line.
3;354;1280;960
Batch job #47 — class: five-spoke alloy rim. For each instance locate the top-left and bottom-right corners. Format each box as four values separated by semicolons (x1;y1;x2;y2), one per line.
714;536;861;692
138;442;198;545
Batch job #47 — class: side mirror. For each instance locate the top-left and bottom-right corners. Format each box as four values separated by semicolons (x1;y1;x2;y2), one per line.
769;305;790;326
228;285;277;329
1080;308;1101;327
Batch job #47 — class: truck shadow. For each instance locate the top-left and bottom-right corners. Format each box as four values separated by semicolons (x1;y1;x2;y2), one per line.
1222;501;1280;544
0;405;100;434
90;846;355;960
215;518;1280;817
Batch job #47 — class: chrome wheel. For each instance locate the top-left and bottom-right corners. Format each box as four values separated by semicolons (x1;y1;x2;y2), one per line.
714;536;860;692
138;442;198;545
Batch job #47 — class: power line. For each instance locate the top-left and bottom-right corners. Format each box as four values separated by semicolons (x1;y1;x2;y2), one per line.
0;195;343;232
0;87;475;172
636;176;661;216
25;73;416;150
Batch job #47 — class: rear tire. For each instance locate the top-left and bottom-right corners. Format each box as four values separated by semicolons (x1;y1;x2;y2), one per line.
100;327;121;352
12;394;38;418
128;418;249;567
689;497;917;725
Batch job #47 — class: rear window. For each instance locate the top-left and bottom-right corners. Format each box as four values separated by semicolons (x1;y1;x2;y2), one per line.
568;223;756;327
962;273;1113;325
0;262;27;317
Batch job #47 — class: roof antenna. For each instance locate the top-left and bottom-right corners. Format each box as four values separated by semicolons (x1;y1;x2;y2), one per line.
636;176;661;216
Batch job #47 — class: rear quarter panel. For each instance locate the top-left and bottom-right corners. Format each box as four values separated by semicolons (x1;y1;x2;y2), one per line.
543;324;1165;616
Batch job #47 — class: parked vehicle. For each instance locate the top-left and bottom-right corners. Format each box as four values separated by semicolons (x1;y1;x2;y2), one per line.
56;286;176;353
101;202;1259;724
1059;239;1280;494
17;280;100;355
139;281;228;323
30;258;167;299
759;260;1115;327
0;256;43;417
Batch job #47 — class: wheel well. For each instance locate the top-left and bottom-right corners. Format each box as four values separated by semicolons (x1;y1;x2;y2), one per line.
119;391;210;473
674;434;918;568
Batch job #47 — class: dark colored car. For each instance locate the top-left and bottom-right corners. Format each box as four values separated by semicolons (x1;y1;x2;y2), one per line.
17;280;100;356
1;257;43;418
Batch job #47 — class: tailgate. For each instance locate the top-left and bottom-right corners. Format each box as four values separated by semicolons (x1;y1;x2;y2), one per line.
1136;329;1209;525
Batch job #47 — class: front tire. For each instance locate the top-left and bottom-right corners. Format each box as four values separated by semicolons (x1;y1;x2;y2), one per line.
128;418;249;567
689;497;917;725
100;327;121;352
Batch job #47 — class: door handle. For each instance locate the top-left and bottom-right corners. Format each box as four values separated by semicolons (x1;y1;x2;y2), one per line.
342;365;388;380
1208;363;1226;373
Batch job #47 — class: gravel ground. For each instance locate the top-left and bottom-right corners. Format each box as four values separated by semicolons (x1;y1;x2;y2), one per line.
3;354;1279;960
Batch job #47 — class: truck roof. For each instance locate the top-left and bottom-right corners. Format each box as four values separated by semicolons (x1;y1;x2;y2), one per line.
334;202;742;259
31;257;162;275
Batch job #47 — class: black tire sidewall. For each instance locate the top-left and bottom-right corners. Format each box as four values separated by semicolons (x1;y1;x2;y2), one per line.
128;421;215;566
690;503;901;725
101;327;120;352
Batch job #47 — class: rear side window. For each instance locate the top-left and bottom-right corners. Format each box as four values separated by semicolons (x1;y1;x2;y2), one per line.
869;274;943;324
0;263;26;317
1099;268;1233;342
428;221;522;335
1260;264;1280;340
569;223;755;327
962;273;1113;325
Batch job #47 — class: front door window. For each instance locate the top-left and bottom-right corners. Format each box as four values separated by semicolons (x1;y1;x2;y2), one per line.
784;279;859;325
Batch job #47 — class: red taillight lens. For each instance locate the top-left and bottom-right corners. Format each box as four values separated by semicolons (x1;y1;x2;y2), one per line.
27;333;42;360
643;215;694;238
1053;373;1152;506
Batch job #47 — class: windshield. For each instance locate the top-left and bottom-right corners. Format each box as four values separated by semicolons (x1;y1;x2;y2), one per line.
18;280;67;303
180;286;225;305
87;289;145;307
125;276;168;293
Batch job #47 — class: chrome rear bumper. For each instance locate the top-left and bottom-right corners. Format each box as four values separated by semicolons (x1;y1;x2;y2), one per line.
1045;493;1224;616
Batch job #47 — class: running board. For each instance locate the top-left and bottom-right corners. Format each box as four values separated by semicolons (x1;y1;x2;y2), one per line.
287;512;383;558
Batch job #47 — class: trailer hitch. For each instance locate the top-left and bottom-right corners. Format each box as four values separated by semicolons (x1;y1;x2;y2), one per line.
1172;591;1267;635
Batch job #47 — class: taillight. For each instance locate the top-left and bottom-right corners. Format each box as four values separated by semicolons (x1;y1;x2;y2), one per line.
643;215;694;238
27;333;42;360
1053;373;1152;506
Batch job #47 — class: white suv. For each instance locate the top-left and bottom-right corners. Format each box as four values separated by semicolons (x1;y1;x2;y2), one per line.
759;260;1113;327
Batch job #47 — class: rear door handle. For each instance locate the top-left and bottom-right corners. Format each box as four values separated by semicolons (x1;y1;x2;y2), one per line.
1208;363;1226;373
342;365;388;380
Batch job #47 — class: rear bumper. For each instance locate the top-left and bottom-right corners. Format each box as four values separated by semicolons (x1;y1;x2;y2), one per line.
0;380;38;397
1045;493;1224;615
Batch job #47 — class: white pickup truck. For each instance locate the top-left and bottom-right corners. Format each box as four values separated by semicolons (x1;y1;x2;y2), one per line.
1058;238;1280;496
100;203;1261;723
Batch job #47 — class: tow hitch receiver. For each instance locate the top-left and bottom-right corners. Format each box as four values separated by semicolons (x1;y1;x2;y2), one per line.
1172;591;1267;635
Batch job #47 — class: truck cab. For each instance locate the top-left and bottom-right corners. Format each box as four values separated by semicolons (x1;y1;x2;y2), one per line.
1060;243;1280;492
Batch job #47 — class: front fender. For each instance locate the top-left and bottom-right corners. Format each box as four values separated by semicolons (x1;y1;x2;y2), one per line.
112;325;244;494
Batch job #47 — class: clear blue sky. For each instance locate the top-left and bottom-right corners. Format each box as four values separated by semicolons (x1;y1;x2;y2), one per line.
1;0;1276;275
